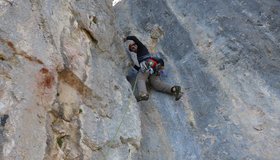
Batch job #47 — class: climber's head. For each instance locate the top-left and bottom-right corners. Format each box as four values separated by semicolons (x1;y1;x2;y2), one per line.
129;42;138;52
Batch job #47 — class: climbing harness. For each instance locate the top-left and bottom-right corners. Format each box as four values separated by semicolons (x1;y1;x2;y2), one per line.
145;57;164;75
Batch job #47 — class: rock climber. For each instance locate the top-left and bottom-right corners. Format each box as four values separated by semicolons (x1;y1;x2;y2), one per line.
124;35;183;102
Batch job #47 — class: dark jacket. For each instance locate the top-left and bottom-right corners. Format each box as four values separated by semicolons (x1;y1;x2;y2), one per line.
126;36;151;63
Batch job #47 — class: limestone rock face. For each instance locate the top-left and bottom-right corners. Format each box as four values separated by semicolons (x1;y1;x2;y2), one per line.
0;0;279;160
0;0;140;160
114;0;280;160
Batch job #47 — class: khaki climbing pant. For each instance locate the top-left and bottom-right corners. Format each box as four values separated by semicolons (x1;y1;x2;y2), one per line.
137;71;172;96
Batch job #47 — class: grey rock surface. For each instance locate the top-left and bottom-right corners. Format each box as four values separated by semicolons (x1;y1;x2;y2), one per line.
115;0;280;160
0;0;140;160
0;0;279;160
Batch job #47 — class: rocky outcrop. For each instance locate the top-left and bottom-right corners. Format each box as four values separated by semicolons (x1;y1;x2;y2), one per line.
0;0;279;160
115;0;280;160
0;0;140;160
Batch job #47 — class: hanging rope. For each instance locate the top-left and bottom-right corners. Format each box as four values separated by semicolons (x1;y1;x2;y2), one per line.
102;74;138;160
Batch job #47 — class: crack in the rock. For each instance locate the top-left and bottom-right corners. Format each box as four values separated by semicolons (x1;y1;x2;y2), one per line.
43;68;106;159
0;38;44;65
58;69;102;107
29;0;57;47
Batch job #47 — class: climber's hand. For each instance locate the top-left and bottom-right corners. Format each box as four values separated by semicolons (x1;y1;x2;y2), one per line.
140;61;148;72
148;68;154;74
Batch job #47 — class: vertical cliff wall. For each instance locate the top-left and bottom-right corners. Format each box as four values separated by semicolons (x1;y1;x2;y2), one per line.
0;0;280;160
0;0;141;160
114;0;280;160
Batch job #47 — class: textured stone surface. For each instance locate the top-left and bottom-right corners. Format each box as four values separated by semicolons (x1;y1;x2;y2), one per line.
0;0;279;160
0;0;140;160
115;0;280;160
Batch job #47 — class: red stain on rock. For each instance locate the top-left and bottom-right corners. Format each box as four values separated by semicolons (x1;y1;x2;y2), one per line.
40;67;49;74
36;67;56;105
7;41;16;53
39;67;55;89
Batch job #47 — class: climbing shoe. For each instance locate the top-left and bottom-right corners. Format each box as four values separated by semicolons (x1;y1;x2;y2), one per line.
136;93;149;102
171;86;183;101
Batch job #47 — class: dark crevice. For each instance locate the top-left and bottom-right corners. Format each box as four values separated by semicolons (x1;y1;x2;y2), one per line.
0;115;9;127
89;15;98;24
81;28;98;45
0;114;9;159
3;0;13;6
